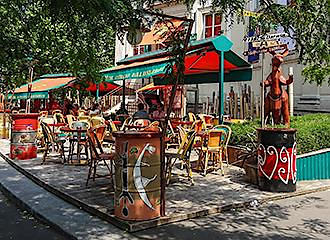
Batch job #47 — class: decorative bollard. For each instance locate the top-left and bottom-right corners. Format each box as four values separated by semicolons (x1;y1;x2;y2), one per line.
113;131;162;221
10;113;39;160
257;128;297;192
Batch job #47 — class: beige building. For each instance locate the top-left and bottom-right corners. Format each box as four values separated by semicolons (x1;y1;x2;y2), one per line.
114;1;330;115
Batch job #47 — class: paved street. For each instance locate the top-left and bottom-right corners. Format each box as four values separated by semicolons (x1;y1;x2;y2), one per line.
0;191;68;240
134;190;330;240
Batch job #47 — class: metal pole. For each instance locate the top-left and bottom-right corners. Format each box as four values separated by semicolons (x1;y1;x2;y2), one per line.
122;79;126;112
96;83;100;101
26;65;33;113
218;51;225;124
260;52;265;128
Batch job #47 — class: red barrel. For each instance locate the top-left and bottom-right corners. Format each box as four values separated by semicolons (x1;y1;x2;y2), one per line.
257;128;297;192
113;131;162;221
10;113;39;160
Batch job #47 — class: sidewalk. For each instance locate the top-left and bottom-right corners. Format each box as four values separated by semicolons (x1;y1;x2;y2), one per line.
0;141;137;240
1;138;330;238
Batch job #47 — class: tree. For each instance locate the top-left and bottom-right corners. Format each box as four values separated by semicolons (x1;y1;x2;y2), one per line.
208;0;329;85
1;0;328;88
0;0;115;89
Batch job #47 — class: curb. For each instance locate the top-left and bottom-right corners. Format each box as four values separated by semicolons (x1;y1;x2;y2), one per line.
0;150;137;240
0;181;76;240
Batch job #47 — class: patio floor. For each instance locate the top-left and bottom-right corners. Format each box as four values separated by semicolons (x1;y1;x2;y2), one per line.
1;139;330;232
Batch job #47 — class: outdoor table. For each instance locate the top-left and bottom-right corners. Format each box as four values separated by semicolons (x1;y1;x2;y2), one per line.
124;125;145;130
48;123;67;134
171;121;193;129
60;127;88;164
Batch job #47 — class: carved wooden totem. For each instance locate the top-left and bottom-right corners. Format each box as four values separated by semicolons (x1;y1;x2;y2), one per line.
263;47;293;127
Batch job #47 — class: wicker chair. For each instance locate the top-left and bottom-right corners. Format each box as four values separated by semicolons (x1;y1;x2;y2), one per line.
212;125;232;165
86;129;114;186
197;129;227;176
40;122;66;164
165;130;196;185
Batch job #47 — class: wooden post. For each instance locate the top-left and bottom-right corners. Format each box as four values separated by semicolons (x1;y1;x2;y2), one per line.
252;91;255;119
234;93;238;119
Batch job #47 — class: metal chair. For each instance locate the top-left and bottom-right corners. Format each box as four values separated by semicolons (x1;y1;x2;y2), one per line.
197;129;227;176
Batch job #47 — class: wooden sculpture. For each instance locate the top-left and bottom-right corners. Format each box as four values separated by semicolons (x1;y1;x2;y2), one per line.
263;46;293;127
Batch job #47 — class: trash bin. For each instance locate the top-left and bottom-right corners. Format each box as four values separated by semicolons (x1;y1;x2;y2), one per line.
113;131;162;221
257;128;297;192
10;113;39;160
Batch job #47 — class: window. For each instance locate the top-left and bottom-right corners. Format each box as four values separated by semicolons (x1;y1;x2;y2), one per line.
204;13;222;38
133;45;149;56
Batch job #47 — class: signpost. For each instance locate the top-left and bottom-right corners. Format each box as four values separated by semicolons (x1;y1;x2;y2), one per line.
213;35;233;124
243;32;289;127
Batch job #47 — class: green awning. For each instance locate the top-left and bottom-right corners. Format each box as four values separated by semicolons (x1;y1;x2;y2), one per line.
154;68;253;85
10;74;77;99
101;58;172;82
112;36;252;85
10;91;49;100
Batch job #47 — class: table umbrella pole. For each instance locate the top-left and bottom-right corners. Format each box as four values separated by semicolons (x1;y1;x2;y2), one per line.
96;83;100;101
219;51;224;124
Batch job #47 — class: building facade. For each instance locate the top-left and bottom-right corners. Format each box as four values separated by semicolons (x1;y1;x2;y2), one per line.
114;0;330;115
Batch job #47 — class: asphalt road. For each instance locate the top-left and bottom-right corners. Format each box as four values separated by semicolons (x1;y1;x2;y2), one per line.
134;190;330;240
0;190;68;240
1;187;329;240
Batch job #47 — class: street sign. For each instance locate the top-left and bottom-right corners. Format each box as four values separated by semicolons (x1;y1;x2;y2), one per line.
243;32;289;42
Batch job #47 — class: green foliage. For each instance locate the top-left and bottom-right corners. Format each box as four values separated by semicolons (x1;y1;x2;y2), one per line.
229;114;330;155
0;0;115;88
1;0;328;89
255;0;329;85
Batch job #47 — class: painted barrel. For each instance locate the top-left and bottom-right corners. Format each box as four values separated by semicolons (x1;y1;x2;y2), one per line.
0;111;10;139
10;113;39;160
257;128;297;192
113;131;162;221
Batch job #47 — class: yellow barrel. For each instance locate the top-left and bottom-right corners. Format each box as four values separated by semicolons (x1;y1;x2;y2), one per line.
113;131;162;221
0;111;10;139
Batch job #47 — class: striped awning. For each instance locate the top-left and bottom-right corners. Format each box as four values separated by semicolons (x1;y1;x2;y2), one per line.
11;74;77;99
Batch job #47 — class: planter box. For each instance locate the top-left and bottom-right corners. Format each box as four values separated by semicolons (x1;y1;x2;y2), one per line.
227;145;258;185
297;149;330;181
